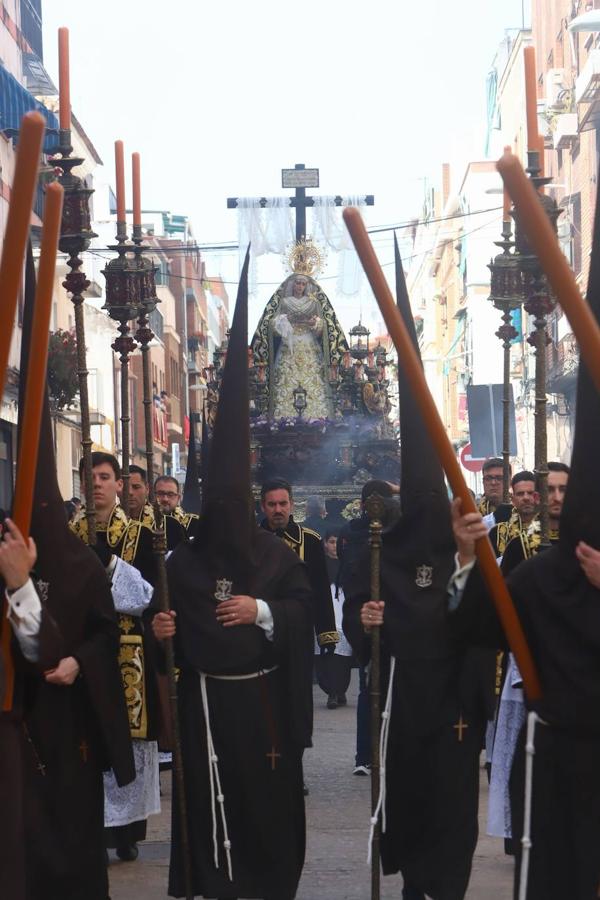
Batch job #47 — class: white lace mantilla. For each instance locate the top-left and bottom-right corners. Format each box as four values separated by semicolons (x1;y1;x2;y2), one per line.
104;740;160;827
111;557;153;615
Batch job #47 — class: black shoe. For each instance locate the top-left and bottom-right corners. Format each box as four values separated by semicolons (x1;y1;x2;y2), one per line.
327;695;338;709
402;883;425;900
303;781;309;796
338;693;347;706
116;843;138;862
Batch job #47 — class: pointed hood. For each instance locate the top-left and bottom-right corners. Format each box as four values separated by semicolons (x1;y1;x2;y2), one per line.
200;403;210;495
17;247;134;784
18;248;111;640
394;232;449;515
559;181;600;553
182;413;202;515
197;247;255;575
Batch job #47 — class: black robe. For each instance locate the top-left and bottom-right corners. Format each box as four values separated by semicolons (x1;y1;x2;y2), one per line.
260;517;338;648
165;529;313;900
0;593;63;900
343;505;495;900
22;552;134;900
453;548;600;900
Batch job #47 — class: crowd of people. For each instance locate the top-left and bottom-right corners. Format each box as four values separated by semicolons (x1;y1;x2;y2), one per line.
4;249;600;900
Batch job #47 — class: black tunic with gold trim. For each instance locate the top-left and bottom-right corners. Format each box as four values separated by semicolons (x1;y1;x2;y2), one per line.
70;506;160;745
135;502;190;551
260;517;338;648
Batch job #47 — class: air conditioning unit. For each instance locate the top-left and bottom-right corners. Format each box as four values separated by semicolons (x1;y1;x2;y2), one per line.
553;112;579;149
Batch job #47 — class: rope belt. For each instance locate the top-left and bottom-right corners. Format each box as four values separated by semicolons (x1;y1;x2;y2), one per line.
518;710;545;900
198;665;279;881
367;655;396;864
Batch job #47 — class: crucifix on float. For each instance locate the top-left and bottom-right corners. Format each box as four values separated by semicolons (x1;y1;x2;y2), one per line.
227;163;375;242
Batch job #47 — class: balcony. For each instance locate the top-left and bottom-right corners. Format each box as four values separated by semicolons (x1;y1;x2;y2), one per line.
576;48;600;130
547;333;579;395
553;113;578;150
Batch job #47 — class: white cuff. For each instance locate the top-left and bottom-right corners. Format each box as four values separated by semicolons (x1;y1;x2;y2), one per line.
447;553;476;611
6;578;42;661
255;598;275;641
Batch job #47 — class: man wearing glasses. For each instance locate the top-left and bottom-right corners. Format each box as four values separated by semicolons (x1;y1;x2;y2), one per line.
478;458;512;529
154;475;200;539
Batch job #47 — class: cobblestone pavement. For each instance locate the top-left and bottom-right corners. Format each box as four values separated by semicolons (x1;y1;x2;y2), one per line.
109;675;514;899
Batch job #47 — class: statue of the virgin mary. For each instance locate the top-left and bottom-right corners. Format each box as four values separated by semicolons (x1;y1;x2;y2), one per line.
251;245;348;419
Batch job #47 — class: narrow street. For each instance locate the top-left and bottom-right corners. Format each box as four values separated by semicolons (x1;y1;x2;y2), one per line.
110;677;514;899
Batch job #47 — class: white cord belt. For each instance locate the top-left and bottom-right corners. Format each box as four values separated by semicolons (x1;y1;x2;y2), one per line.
518;710;542;900
367;655;396;864
198;665;279;881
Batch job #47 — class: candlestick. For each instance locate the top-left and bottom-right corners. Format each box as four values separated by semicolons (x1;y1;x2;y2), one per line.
536;134;545;180
114;140;126;227
0;112;45;401
343;205;542;702
58;27;71;132
524;46;539;152
132;152;141;227
497;150;600;393
12;183;64;537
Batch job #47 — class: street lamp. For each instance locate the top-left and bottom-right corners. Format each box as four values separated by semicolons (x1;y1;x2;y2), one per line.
488;213;522;502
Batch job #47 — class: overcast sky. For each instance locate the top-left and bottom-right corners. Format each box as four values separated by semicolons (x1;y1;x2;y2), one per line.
42;0;530;329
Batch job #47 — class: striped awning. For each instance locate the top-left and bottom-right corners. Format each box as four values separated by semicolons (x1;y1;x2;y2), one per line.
0;64;59;153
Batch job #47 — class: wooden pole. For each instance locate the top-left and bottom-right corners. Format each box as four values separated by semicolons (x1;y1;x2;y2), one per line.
366;492;385;900
343;206;542;702
0;112;45;401
12;183;64;537
497;151;600;394
58;28;71;132
152;502;194;900
524;46;539;152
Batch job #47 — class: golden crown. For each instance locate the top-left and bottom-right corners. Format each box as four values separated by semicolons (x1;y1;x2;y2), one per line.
285;237;325;278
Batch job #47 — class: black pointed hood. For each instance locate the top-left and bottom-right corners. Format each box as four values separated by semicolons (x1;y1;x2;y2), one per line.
394;231;450;516
182;413;201;515
559;182;600;553
200;402;210;496
196;247;255;575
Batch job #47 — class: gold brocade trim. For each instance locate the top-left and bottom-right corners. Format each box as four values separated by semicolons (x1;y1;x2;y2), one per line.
318;630;340;646
519;527;559;560
495;651;504;696
120;519;143;564
173;506;200;531
119;615;135;635
70;504;130;549
138;503;155;528
495;511;527;557
302;526;322;541
477;497;494;516
119;634;147;739
282;528;305;561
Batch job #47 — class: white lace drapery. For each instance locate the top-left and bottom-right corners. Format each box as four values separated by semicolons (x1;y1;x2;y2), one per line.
104;740;160;827
313;195;368;297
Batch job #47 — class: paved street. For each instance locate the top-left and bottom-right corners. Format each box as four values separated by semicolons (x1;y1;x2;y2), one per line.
109;676;513;899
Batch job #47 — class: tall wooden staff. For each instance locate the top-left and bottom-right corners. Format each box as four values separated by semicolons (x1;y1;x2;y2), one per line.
365;491;386;900
343;207;542;702
152;502;193;900
56;29;98;543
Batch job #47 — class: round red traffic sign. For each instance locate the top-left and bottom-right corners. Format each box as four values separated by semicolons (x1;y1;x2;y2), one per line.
460;442;485;473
